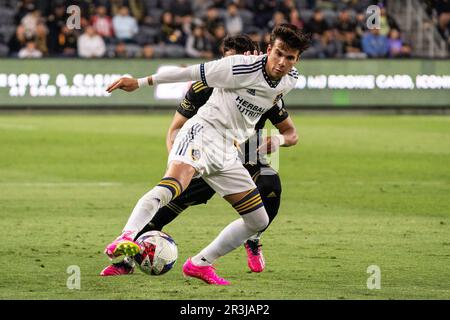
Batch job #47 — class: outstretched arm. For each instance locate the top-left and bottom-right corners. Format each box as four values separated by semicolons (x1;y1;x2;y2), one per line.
106;56;241;94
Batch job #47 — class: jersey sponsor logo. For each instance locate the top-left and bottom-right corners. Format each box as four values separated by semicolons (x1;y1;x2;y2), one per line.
180;98;195;111
235;95;265;118
247;89;256;96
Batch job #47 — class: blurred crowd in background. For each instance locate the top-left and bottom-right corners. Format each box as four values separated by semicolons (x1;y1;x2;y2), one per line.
0;0;448;59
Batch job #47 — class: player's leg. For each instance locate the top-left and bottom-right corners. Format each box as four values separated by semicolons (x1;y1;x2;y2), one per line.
101;178;215;276
105;160;195;261
104;119;208;261
183;188;269;285
137;178;216;235
244;166;282;272
182;163;269;285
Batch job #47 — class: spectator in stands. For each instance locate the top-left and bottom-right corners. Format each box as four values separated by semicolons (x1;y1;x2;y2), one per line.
78;25;106;58
112;6;139;43
21;9;41;38
46;4;67;55
211;24;227;58
185;20;213;59
313;29;343;58
18;37;42;58
225;2;243;36
35;21;48;56
355;12;369;37
160;11;185;46
170;0;193;25
140;44;154;59
110;0;145;22
289;9;304;30
57;26;78;57
260;30;271;52
387;28;411;58
276;0;297;20
247;27;263;52
15;0;36;25
304;9;330;40
8;24;27;56
204;6;223;36
436;0;450;39
336;8;356;35
91;5;114;42
113;41;128;58
362;28;389;58
342;30;365;58
253;0;277;29
267;11;287;31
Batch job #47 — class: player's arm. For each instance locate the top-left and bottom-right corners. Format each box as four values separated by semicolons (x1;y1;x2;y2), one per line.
273;116;298;147
106;56;239;93
166;111;188;153
258;100;298;154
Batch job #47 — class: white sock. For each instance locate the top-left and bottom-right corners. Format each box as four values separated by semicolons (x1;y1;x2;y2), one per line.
248;232;262;242
123;185;174;239
191;206;269;266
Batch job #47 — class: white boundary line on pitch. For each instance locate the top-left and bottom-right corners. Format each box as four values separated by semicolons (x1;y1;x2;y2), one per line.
0;123;35;130
0;182;123;187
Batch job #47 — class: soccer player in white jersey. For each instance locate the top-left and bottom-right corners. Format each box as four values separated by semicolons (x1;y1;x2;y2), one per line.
105;24;310;285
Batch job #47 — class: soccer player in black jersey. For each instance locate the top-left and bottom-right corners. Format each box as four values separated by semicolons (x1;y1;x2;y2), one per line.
101;34;299;276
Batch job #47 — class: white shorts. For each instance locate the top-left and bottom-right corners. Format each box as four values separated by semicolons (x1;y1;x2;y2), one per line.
168;118;256;197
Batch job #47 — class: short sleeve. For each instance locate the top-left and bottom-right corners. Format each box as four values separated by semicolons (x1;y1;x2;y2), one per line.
176;82;213;118
267;99;289;125
198;56;237;89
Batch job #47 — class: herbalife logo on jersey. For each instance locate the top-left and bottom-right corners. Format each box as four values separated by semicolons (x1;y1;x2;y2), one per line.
235;96;265;118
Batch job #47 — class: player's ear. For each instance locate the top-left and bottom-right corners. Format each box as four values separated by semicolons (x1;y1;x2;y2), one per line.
266;44;272;55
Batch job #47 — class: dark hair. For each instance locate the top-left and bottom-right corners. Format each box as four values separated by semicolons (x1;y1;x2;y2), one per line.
222;34;258;54
270;23;311;54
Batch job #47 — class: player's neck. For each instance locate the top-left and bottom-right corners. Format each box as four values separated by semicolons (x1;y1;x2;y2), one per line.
264;64;282;82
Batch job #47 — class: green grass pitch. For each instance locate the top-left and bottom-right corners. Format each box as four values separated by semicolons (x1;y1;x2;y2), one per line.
0;114;449;300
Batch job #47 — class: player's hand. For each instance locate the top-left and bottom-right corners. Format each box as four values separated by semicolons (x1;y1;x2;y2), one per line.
257;135;283;155
244;50;264;56
106;77;139;93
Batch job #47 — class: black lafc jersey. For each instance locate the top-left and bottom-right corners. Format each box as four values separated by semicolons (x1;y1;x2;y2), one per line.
177;81;289;165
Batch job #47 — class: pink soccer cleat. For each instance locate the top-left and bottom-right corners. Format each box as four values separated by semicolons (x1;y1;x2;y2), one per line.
105;231;141;260
100;260;135;276
182;258;230;285
244;239;265;273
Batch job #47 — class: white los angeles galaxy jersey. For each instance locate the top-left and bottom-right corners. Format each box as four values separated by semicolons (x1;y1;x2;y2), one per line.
190;54;299;144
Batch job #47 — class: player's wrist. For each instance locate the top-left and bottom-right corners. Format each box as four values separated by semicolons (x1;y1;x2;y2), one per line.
273;134;286;146
137;77;150;88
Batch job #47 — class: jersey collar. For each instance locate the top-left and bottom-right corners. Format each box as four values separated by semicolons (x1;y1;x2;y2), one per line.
261;56;281;89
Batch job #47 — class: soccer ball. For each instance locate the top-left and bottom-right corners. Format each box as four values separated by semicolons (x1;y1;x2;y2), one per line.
134;231;178;275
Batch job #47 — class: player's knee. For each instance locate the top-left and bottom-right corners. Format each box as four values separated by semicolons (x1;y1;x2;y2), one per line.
257;170;282;197
243;208;269;232
255;211;270;231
